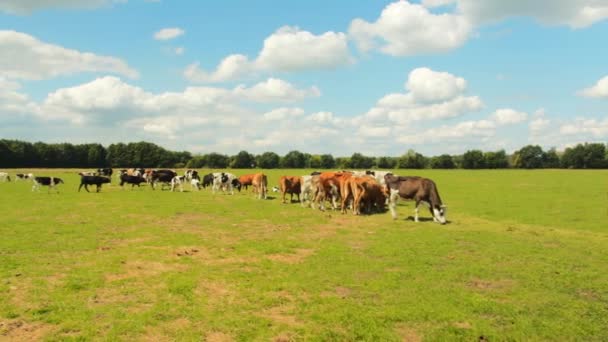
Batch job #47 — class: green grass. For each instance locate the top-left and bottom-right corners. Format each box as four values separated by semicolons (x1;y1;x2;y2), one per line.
0;169;607;341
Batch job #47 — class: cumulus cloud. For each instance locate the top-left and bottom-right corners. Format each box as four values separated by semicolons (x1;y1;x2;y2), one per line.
153;27;185;41
529;109;551;135
234;78;320;103
349;1;472;56
358;67;483;124
185;26;352;83
0;30;138;80
491;108;528;124
560;117;608;137
262;107;305;121
578;75;608;98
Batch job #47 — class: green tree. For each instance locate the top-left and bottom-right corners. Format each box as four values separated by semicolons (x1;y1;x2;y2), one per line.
257;152;280;169
205;153;230;168
398;149;427;169
231;150;256;168
484;150;509;169
513;145;544;169
320;154;336;169
430;154;455;169
376;156;397;169
281;150;306;168
542;148;560;168
349;153;375;169
462;150;486;169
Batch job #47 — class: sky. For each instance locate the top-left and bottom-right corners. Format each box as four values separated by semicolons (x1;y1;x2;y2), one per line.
1;0;607;156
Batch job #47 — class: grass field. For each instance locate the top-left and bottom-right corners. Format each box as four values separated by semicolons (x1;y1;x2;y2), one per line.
1;169;607;341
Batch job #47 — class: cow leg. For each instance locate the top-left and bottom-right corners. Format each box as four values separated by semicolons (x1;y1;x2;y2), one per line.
414;200;420;222
96;184;101;192
84;184;90;192
389;189;399;219
78;183;83;192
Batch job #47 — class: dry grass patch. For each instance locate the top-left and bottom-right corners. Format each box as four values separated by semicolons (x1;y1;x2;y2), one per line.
205;331;234;342
105;260;188;282
394;323;422;342
0;319;56;342
259;304;302;328
266;248;314;264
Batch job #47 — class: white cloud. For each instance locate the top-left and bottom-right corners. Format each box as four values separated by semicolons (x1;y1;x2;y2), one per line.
0;30;138;80
262;107;305;121
185;26;352;83
349;1;472;56
422;0;457;7
153;27;185;41
560;117;608;137
0;77;38;115
529;109;551;135
359;67;483;124
578;75;608;98
234;78;320;103
399;119;497;145
491;108;528;125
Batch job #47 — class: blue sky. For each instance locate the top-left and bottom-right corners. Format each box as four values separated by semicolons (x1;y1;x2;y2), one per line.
1;0;607;156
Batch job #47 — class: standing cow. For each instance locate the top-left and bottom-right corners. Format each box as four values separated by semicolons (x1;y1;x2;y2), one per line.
32;177;64;193
384;174;447;224
279;176;301;203
79;175;111;192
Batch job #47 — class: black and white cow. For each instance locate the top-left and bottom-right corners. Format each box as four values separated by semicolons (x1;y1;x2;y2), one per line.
32;177;64;193
79;175;111;192
184;170;199;181
97;168;113;177
15;173;33;181
151;169;177;190
384;174;447;224
119;174;147;189
212;172;238;194
171;176;185;192
0;172;10;182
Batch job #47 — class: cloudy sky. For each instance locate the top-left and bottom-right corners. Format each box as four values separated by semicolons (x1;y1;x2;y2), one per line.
1;0;607;156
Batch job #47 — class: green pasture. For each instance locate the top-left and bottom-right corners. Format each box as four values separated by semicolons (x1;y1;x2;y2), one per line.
0;169;607;341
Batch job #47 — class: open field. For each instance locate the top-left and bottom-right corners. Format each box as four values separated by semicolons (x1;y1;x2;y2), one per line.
1;169;607;341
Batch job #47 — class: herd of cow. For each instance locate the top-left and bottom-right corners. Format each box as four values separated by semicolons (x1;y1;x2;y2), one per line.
0;168;447;224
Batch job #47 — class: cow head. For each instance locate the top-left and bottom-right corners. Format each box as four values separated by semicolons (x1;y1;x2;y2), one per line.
432;205;447;224
231;179;242;191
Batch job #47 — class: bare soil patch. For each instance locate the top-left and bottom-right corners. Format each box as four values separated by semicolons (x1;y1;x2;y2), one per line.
0;319;56;341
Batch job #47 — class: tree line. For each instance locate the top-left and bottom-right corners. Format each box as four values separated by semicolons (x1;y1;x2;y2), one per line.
1;139;607;169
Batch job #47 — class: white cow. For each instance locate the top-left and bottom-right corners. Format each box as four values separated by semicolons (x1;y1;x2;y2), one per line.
0;172;10;182
170;176;185;192
300;175;314;207
190;178;201;191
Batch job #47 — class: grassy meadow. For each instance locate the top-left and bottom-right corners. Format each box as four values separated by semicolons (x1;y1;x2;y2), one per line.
0;169;607;341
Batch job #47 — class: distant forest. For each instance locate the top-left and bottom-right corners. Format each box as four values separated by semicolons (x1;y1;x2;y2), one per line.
1;139;607;169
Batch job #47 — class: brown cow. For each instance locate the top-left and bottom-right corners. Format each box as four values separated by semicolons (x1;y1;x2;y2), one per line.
384;174;447;224
312;172;350;211
238;174;256;191
352;177;387;215
252;173;268;199
279;176;301;204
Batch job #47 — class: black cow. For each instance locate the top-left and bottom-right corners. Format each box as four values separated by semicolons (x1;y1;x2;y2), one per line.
151;170;177;190
202;173;214;188
97;168;113;177
32;177;64;193
231;178;242;192
119;174;147;189
79;175;111;192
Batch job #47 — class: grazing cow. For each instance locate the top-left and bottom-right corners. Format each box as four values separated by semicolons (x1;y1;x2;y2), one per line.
15;173;33;181
251;173;268;199
279;176;301;203
97;168;113;177
32;177;63;193
312;172;350;211
212;172;238;194
119;174;147;189
79;175;111;192
184;170;199;181
171;176;185;192
300;175;315;207
0;172;10;182
151;170;177;190
384;174;447;224
350;176;387;215
238;174;256;191
201;173;214;188
231;178;242;192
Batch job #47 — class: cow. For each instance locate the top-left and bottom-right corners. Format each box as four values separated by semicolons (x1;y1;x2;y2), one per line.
237;174;256;192
171;176;185;192
78;171;97;176
0;172;10;182
15;173;33;181
311;172;351;211
79;175;111;192
278;176;301;203
32;177;63;193
98;168;113;177
384;174;447;224
184;170;199;181
201;173;214;188
119;174;147;189
350;176;387;215
251;173;268;199
212;172;238;195
190;178;202;191
151;169;177;190
300;175;315;207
